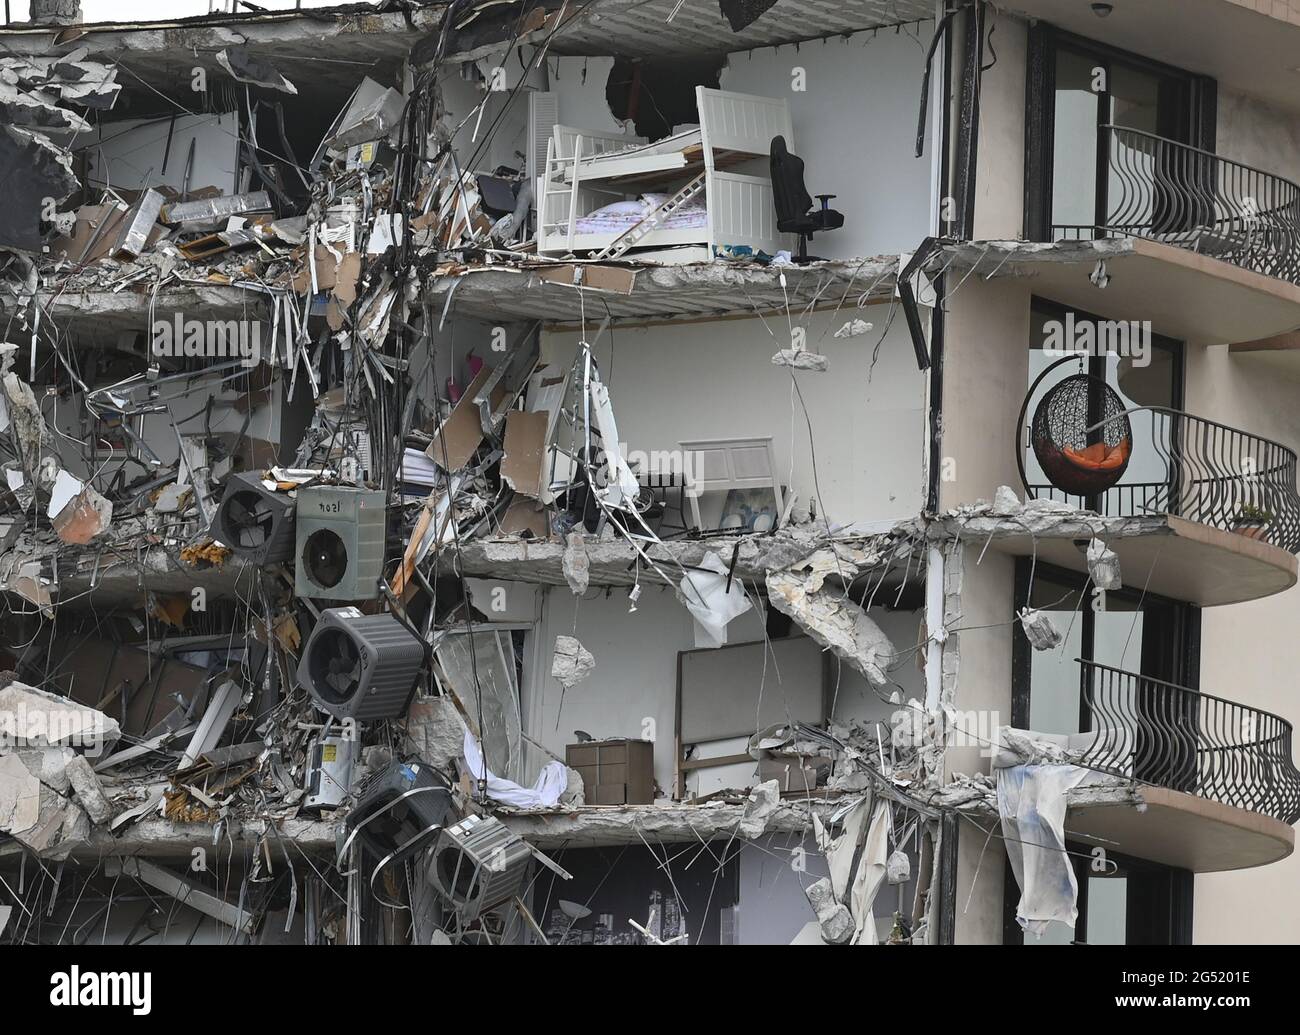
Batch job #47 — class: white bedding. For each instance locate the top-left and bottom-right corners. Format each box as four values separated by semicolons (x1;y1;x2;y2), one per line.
574;192;707;235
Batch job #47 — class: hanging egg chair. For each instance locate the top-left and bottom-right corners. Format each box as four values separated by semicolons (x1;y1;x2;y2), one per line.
1017;357;1134;498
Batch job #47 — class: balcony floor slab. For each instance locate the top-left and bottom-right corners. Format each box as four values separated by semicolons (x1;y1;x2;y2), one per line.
1066;784;1295;872
942;239;1300;346
929;509;1298;607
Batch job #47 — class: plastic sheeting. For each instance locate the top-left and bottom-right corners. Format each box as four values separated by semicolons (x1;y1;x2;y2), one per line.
679;550;752;647
996;764;1092;938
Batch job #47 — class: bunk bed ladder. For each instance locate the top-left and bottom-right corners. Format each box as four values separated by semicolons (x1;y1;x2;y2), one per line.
593;173;706;260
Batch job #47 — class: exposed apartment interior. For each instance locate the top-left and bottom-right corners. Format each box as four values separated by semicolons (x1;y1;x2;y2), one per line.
0;0;1298;949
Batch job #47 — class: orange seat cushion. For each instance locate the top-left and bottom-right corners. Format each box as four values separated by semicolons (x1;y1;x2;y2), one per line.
1063;437;1130;471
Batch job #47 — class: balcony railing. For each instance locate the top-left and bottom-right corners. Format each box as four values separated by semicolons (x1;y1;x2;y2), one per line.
1022;406;1300;554
1052;124;1300;285
1077;660;1300;824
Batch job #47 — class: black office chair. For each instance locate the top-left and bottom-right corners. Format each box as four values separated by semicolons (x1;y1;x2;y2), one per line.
769;135;844;264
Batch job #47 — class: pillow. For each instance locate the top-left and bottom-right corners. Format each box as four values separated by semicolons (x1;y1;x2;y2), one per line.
1063;438;1130;471
588;199;649;218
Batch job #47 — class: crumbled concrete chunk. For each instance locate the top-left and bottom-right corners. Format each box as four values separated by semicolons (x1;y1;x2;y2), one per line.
887;849;911;885
991;484;1021;516
738;778;781;839
551;635;595;688
51;481;113;544
0;753;40;834
805;876;854;944
562;532;590;595
1018;607;1063;651
0;681;120;752
771;348;828;371
1086;537;1121;590
833;319;873;338
767;560;896;686
64;754;114;826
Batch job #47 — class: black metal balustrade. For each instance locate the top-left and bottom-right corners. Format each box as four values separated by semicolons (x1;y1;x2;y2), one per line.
1077;660;1300;824
1022;405;1300;554
1052;124;1300;285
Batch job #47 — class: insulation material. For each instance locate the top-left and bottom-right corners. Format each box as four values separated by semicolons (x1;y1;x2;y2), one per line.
678;550;752;648
997;763;1093;938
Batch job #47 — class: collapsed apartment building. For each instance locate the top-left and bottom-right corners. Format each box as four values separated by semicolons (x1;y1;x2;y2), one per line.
1;0;1299;946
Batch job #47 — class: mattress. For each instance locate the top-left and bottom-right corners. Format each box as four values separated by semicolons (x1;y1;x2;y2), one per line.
575;193;707;235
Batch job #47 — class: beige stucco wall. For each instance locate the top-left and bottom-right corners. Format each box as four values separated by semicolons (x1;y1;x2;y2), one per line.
972;14;1029;242
1185;344;1300;943
938;276;1032;511
1216;88;1300;186
950;551;1016;944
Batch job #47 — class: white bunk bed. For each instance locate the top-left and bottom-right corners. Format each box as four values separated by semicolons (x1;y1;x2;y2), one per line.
536;87;793;260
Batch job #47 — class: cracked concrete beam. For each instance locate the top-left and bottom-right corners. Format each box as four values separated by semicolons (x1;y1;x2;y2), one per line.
765;550;897;686
499;798;837;849
0;815;340;861
448;530;834;589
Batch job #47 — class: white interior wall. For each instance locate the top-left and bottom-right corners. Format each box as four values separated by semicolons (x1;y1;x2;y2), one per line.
437;46;549;177
546;55;628;136
524;582;772;796
84;113;241;196
540;308;927;529
717;29;935;260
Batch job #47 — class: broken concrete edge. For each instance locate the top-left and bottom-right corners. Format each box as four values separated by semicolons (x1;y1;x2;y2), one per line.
0;6;443;49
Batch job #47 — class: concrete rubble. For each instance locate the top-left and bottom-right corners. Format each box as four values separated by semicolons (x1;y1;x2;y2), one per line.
0;1;1169;951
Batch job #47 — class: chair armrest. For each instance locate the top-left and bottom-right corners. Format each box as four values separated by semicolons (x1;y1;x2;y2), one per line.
815;193;837;211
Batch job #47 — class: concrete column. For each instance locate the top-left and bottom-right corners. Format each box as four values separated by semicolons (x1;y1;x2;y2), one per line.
30;0;81;26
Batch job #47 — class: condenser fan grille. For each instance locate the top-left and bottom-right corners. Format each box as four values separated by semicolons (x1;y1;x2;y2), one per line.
303;528;348;589
222;490;276;549
308;627;364;705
